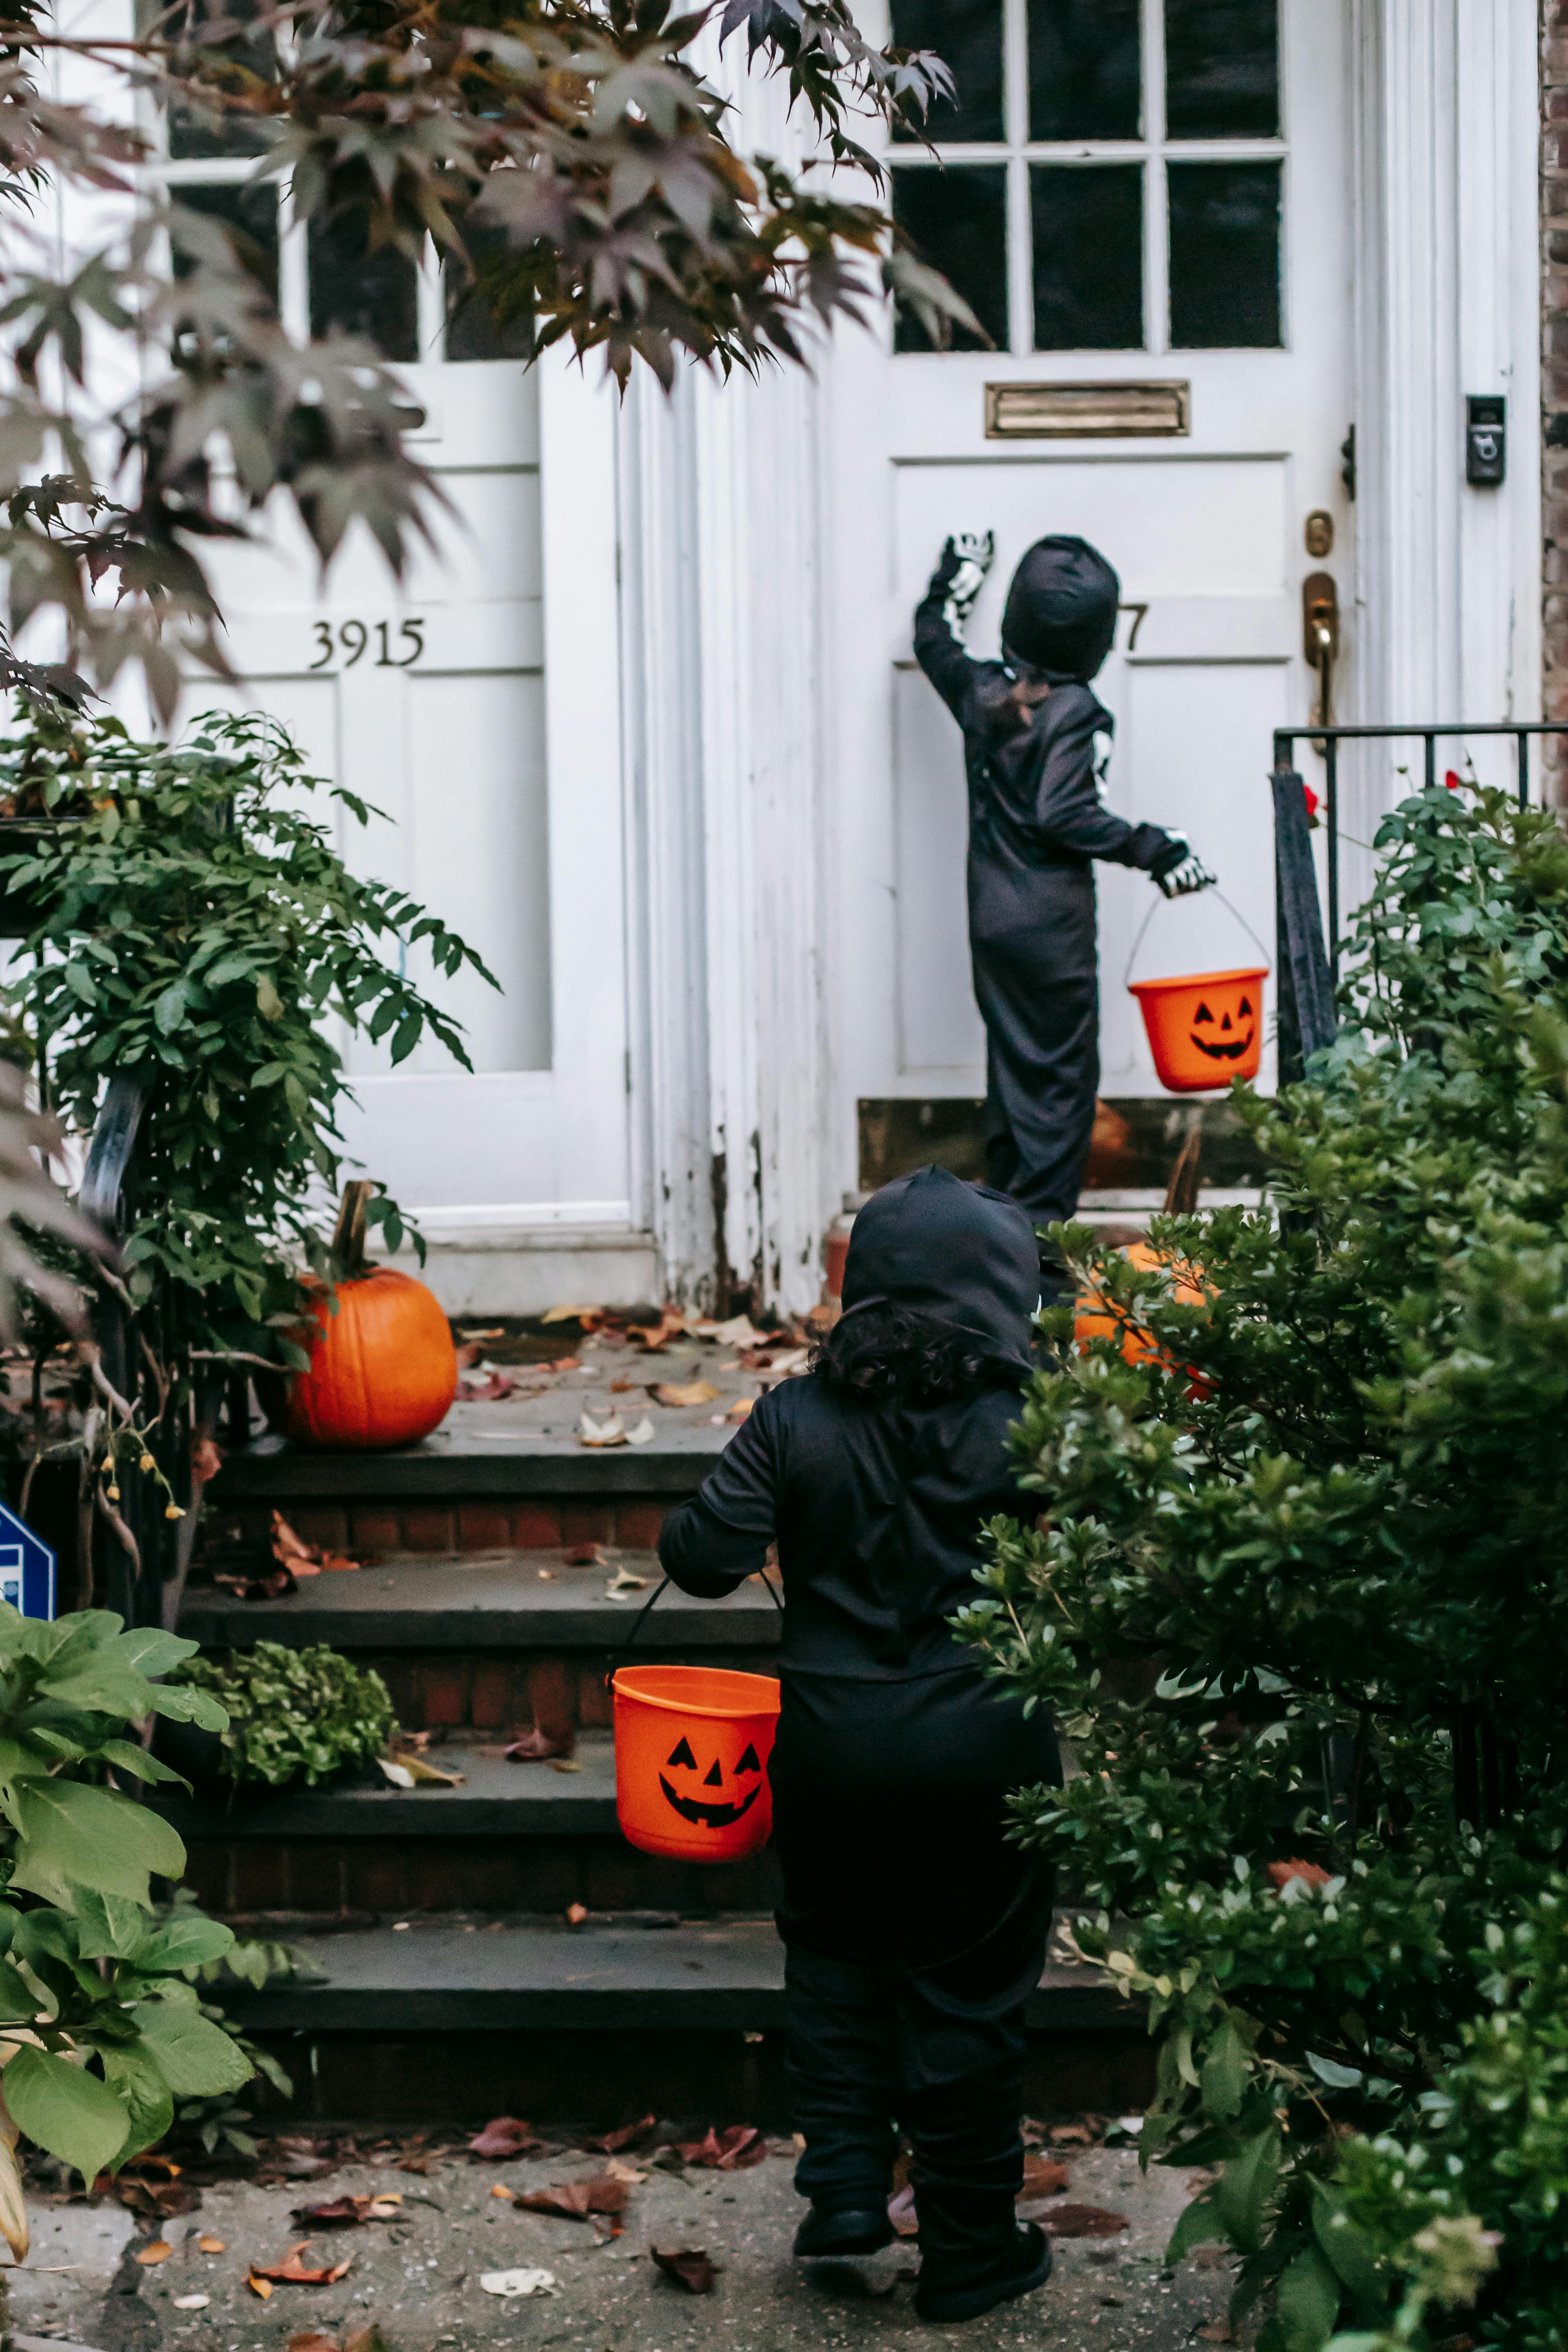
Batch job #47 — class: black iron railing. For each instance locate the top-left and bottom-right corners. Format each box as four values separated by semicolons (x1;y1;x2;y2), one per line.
1270;722;1568;1084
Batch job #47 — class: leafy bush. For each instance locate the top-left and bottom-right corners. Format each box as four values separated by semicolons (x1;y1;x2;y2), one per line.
0;1605;250;2243
957;784;1568;2348
172;1643;396;1787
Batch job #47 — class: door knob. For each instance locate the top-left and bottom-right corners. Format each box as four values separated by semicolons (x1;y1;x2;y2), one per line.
1302;571;1339;738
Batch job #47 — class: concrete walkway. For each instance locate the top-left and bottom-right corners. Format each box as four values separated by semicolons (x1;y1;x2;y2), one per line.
7;2131;1234;2352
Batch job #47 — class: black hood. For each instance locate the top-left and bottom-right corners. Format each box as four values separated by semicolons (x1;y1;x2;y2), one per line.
1001;535;1120;682
840;1166;1039;1368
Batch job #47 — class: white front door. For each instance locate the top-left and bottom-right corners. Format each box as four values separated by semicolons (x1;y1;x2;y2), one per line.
152;131;640;1300
830;0;1351;1113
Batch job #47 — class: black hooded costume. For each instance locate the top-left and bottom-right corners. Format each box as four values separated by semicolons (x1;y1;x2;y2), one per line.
659;1168;1061;2291
914;534;1188;1230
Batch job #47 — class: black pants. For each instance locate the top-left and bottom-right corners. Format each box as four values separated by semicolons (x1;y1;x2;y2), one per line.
771;1668;1059;2283
970;939;1099;1232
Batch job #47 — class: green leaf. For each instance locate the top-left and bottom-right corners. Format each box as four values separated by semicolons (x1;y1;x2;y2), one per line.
4;2047;128;2182
97;1740;186;1788
153;981;188;1034
130;1998;252;2097
1200;2018;1251;2121
130;1917;235;1975
1166;2185;1228;2262
9;1779;185;1909
98;2046;173;2167
150;1685;227;1733
1309;2183;1386;2305
1276;2246;1343;2352
72;1890;150;1961
1215;2127;1280;2258
1306;2052;1364;2092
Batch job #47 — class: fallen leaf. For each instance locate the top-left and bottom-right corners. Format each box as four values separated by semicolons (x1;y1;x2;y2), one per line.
198;2236;226;2254
291;2195;402;2227
1267;1858;1333;1891
625;1417;655;1445
604;2157;647;2184
460;1370;516;1401
653;1381;719;1408
725;1398;753;1421
467;2116;543;2161
542;1303;601;1323
590;2114;657;2154
563;1543;605;1566
285;2333;340;2352
344;2326;391;2352
579;1412;626;1448
396;1753;466;1787
480;2268;559;2297
515;2176;630;2223
565;1903;588;1926
604;1565;650;1599
134;2241;173;2266
740;1345;810;1378
248;2274;274;2300
550;1356;582;1372
505;1726;574;1763
692;1314;766;1346
887;2185;918;2237
172;2295;212;2312
552;1757;583;1773
491;2184;514;2202
1019;2154;1070;2200
1196;2325;1236;2342
115;2177;201;2220
376;1758;415;1788
1039;2205;1129;2239
251;2241;354;2285
652;2245;718;2293
1048;2122;1096;2146
676;2125;767;2171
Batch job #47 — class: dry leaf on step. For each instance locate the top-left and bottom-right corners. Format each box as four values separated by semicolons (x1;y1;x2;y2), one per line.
133;2240;172;2265
725;1399;753;1421
675;2125;766;2170
247;2275;274;2299
542;1303;601;1324
375;1758;415;1789
887;2184;918;2237
466;2116;544;2159
651;2245;719;2293
589;2114;657;2154
604;1566;650;1599
283;2332;339;2352
1018;2154;1070;2200
480;2268;559;2297
172;2296;211;2312
250;2241;354;2284
578;1412;625;1448
198;2236;226;2254
1038;2204;1129;2239
625;1417;654;1445
516;2176;630;2223
653;1381;718;1408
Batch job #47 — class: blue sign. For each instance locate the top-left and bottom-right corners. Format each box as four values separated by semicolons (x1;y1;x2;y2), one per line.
0;1506;55;1621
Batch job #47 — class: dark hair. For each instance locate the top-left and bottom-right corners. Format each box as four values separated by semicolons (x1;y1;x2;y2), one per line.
810;1302;1025;1406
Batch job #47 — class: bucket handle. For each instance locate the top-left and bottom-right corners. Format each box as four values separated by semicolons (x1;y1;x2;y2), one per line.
605;1558;783;1691
1123;886;1273;993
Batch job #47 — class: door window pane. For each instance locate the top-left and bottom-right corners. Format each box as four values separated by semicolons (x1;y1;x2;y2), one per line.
1029;0;1140;142
151;0;277;158
1031;165;1143;350
168;180;279;304
893;168;1007;353
890;0;1003;144
308;214;421;363
444;221;534;361
1168;161;1281;345
1163;0;1279;138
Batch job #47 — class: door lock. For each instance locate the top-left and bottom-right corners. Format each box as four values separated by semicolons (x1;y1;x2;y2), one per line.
1302;571;1339;739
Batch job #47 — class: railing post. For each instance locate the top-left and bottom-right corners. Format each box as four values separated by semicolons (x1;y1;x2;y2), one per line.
1273;768;1337;1084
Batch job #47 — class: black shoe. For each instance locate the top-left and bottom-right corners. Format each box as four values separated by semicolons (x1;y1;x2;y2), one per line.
793;2202;896;2259
914;2221;1053;2325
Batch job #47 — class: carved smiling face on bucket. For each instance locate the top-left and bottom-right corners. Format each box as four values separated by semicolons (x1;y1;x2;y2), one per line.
1189;992;1256;1062
659;1732;763;1830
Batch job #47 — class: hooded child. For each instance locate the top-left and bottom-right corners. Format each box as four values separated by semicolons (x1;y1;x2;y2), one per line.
658;1167;1061;2326
914;531;1215;1249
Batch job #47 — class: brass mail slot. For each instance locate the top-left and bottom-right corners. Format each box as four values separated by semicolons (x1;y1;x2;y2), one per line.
985;380;1191;439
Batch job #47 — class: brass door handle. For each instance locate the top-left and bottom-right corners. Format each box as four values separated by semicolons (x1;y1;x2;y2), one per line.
1302;571;1339;736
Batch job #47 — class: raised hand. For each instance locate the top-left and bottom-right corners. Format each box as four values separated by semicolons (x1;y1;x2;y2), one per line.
936;530;995;632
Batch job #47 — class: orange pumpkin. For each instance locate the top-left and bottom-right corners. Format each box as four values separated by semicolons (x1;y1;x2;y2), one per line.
283;1183;458;1449
1074;1242;1209;1372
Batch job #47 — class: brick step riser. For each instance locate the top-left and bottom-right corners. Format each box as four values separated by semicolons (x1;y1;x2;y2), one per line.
212;1496;674;1557
185;1834;779;1920
247;2027;1156;2129
359;1646;775;1737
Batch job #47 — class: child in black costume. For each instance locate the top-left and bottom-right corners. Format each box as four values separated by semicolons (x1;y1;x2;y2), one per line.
915;530;1215;1234
658;1165;1061;2325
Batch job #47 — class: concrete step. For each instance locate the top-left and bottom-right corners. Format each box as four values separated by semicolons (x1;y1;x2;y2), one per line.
166;1736;781;1920
177;1548;779;1735
222;1914;1154;2124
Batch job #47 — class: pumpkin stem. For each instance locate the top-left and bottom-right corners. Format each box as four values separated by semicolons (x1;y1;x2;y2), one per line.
333;1180;375;1277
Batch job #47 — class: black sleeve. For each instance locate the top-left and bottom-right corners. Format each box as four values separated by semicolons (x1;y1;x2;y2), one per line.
657;1392;781;1599
913;550;980;726
1033;693;1181;872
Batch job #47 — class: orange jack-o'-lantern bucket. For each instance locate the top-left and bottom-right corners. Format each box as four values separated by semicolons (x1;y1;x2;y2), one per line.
612;1664;782;1862
1130;966;1267;1093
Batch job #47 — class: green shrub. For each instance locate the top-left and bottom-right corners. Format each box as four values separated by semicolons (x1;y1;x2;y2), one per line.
958;783;1568;2348
172;1643;396;1786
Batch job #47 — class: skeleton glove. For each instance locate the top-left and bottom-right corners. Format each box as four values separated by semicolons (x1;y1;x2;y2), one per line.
935;531;995;636
1154;835;1217;899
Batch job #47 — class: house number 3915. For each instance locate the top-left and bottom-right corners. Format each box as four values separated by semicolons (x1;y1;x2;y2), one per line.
309;618;426;670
